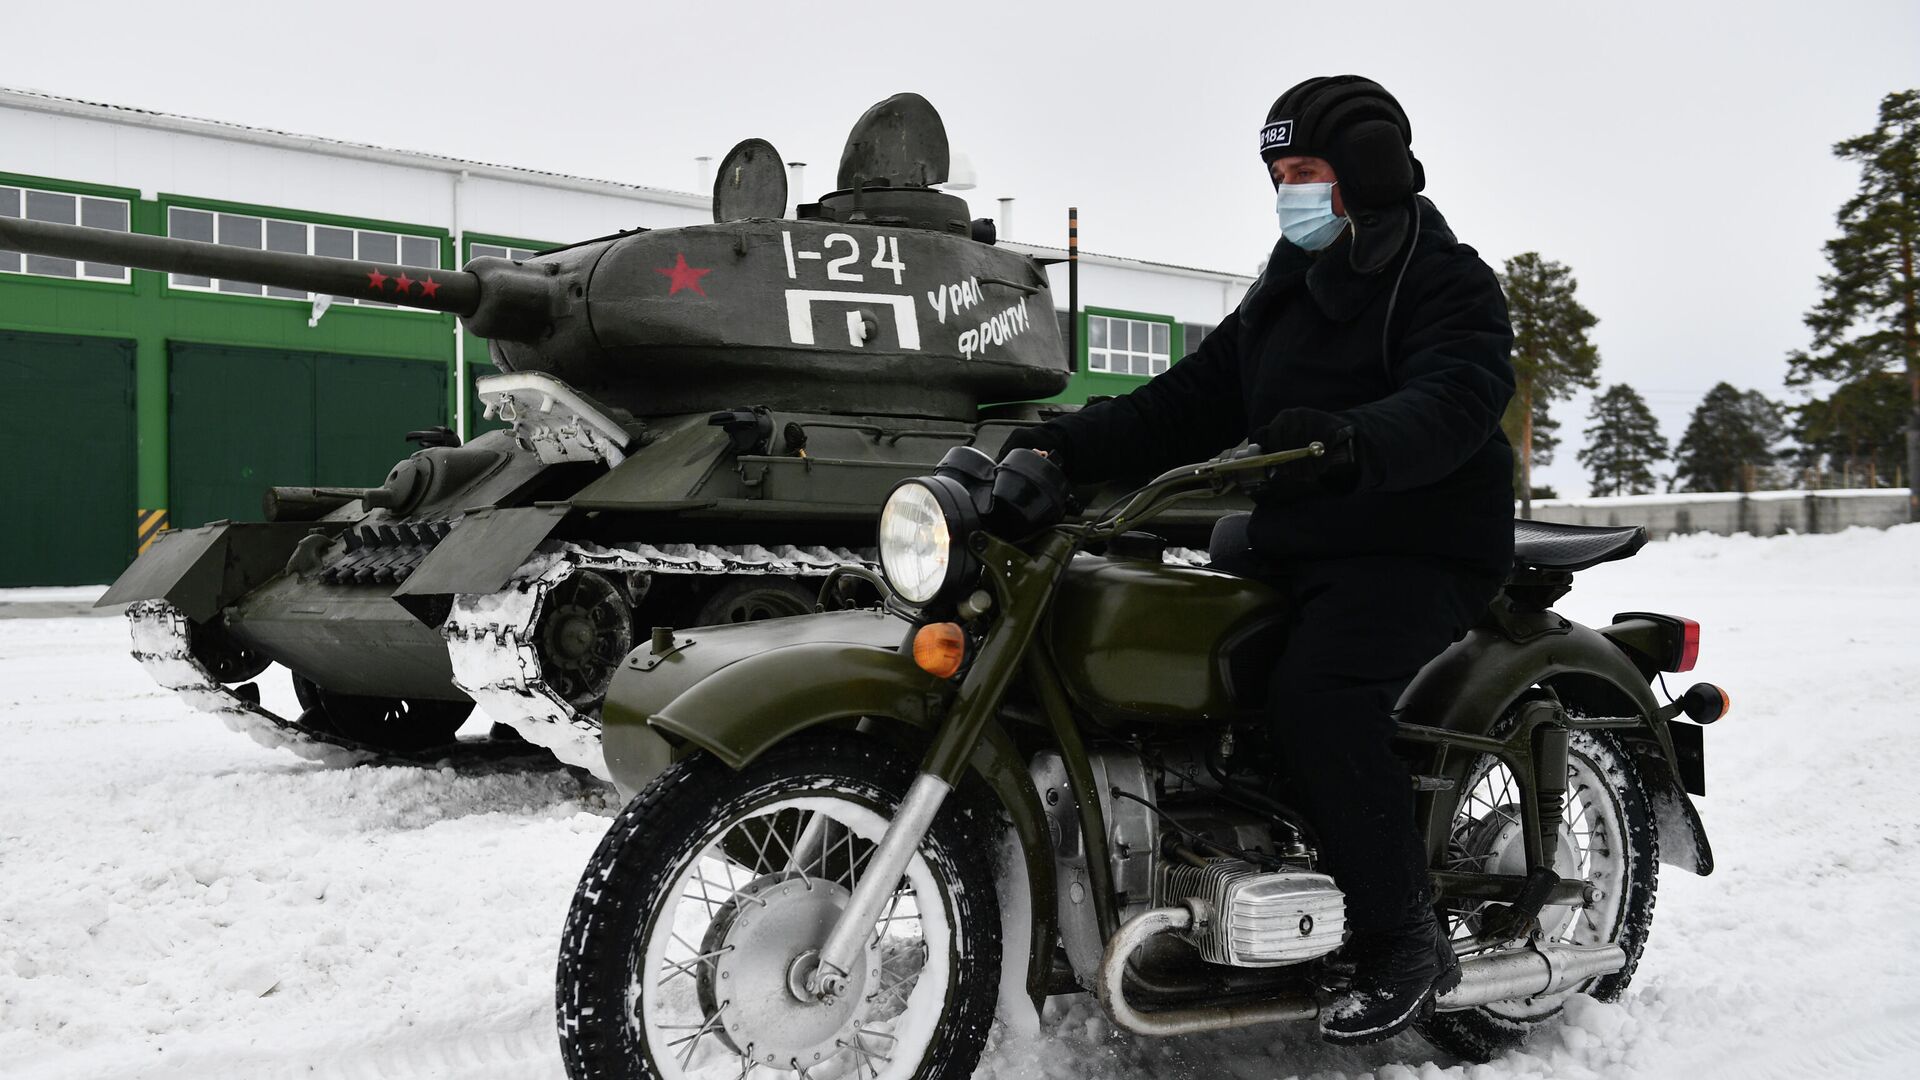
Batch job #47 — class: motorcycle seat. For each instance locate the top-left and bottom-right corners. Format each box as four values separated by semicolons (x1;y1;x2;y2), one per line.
1511;519;1648;572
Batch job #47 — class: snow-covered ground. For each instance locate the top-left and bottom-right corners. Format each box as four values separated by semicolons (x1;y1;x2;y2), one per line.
5;527;1919;1079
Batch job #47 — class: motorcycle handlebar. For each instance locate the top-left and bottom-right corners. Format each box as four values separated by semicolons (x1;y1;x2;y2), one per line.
1087;441;1327;538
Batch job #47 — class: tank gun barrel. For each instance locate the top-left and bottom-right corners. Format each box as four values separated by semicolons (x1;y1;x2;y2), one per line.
0;215;481;317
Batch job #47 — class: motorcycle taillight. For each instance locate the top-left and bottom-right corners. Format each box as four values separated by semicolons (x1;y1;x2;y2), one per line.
1677;618;1700;672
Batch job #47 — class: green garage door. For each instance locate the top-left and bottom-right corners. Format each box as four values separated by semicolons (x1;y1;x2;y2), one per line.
170;344;447;528
0;331;137;585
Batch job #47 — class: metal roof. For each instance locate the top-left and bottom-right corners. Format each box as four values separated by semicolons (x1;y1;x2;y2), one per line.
1002;240;1254;285
0;85;712;210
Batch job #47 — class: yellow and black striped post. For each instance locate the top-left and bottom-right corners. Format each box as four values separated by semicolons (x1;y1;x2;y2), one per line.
1067;206;1079;372
137;508;170;554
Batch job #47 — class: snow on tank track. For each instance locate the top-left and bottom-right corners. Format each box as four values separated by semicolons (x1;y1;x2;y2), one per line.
443;540;875;778
129;542;1212;777
128;600;379;768
443;540;1212;779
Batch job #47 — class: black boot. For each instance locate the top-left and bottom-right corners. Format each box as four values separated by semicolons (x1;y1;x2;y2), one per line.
1319;912;1460;1045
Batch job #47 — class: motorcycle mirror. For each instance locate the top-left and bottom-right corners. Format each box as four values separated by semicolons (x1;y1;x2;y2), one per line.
988;448;1071;539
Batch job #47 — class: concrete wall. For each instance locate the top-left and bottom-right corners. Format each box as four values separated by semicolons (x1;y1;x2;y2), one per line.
1525;491;1910;538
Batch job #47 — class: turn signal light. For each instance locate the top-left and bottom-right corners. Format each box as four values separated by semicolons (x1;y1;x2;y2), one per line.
912;622;966;679
1678;682;1729;724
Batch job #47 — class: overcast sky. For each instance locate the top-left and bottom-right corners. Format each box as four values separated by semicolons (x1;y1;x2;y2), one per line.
11;0;1919;493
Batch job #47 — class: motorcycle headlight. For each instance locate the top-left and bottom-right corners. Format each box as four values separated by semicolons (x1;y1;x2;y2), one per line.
878;477;975;607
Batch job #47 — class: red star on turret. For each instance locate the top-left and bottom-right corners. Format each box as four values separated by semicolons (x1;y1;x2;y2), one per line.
654;253;712;297
420;276;441;299
367;268;388;290
392;272;415;295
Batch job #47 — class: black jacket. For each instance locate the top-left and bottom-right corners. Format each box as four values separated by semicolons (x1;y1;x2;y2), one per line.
1038;198;1517;576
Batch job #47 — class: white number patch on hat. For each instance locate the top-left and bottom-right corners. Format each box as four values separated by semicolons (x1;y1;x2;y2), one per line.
1259;120;1294;152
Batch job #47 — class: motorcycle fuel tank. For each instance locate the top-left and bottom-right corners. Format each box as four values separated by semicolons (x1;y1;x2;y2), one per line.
1044;555;1287;721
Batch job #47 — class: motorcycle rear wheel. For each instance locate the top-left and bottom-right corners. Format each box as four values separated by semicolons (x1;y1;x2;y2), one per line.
556;733;1001;1080
1418;729;1658;1062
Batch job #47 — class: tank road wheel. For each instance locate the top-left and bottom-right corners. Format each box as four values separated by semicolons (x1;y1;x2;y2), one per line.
538;571;636;711
290;674;472;754
557;734;999;1080
696;577;817;626
1418;730;1659;1062
186;617;271;684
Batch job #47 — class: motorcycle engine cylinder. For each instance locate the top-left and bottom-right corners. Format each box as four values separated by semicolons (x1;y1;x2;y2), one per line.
1157;858;1346;968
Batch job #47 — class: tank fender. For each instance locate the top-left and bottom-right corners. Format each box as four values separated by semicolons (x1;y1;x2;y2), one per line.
393;504;569;597
601;613;1058;1007
98;521;342;620
1402;620;1714;876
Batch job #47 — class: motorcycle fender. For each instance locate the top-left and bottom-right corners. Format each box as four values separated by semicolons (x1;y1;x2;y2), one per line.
97;521;339;622
1401;620;1714;876
393;504;569;598
601;609;1059;1007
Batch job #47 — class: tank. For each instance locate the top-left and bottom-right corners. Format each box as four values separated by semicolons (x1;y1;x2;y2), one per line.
1;93;1237;776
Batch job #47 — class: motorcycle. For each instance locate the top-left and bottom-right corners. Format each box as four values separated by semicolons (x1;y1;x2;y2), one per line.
555;443;1728;1078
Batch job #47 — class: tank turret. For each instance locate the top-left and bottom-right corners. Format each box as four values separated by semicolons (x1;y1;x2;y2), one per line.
0;93;1067;420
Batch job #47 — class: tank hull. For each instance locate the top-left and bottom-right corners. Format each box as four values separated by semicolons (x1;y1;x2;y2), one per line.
103;398;1248;774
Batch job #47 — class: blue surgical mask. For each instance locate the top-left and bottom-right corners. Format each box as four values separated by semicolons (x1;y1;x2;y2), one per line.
1276;182;1348;251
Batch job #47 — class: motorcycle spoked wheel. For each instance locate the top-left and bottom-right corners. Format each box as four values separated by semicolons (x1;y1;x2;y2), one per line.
557;734;1000;1080
1418;729;1658;1062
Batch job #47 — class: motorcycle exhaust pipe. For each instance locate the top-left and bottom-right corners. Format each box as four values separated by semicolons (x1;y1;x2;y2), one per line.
1438;938;1628;1011
1098;904;1627;1037
1097;906;1319;1036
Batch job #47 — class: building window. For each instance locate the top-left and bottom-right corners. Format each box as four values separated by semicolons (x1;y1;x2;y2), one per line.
469;242;543;262
1087;313;1172;376
1182;322;1214;354
0;185;132;282
165;207;441;309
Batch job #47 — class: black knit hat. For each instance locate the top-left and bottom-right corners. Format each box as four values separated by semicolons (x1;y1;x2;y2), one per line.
1260;75;1425;271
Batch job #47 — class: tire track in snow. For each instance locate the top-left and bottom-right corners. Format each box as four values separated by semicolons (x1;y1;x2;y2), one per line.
1687;1009;1920;1080
35;1018;564;1080
301;1022;559;1080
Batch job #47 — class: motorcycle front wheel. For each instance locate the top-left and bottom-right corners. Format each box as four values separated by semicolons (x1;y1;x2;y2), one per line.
1419;728;1659;1062
557;733;1001;1080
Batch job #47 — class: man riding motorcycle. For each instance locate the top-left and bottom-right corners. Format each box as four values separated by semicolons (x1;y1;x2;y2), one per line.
1002;74;1517;1043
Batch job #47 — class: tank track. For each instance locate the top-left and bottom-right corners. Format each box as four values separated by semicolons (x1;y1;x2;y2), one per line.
442;541;878;779
129;541;1211;778
442;540;1211;779
127;599;379;767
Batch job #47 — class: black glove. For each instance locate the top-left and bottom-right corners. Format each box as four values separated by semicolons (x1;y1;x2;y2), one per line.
998;424;1070;476
1249;407;1359;499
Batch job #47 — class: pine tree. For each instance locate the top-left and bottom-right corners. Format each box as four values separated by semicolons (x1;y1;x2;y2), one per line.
1792;370;1909;486
1784;89;1920;519
1498;252;1601;515
1674;383;1788;492
1503;393;1559;500
1579;384;1669;496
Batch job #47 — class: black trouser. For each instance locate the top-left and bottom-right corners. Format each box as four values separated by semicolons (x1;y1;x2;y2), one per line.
1211;518;1502;934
